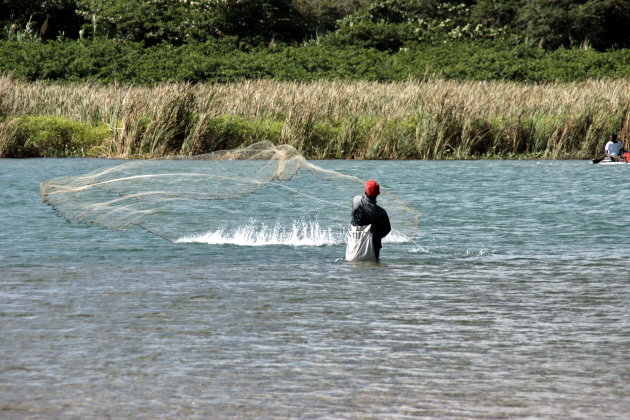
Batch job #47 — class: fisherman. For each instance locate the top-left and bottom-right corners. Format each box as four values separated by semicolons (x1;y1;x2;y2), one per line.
351;179;391;260
604;134;626;162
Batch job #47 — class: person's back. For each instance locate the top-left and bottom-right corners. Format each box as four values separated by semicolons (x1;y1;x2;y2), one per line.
351;180;391;260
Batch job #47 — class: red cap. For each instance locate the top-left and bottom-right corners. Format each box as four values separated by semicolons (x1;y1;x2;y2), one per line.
365;179;380;197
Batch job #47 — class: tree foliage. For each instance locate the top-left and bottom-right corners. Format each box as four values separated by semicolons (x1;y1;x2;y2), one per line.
293;0;367;33
1;0;82;40
1;0;629;90
572;0;630;50
2;0;630;50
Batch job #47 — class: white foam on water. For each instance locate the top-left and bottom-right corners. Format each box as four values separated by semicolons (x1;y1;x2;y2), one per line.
383;229;415;244
177;220;414;247
176;219;345;246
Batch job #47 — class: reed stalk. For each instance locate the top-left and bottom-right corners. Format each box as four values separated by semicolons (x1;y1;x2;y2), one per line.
1;75;628;159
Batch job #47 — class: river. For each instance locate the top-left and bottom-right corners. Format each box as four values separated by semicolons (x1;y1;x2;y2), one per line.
1;158;629;418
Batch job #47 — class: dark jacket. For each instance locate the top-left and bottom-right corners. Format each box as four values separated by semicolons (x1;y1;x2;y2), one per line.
351;194;391;257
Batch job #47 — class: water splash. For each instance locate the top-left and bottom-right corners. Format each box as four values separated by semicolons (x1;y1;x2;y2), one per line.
176;220;344;246
176;220;414;247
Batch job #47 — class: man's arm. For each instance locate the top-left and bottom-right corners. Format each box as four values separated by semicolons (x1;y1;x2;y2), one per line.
377;209;391;238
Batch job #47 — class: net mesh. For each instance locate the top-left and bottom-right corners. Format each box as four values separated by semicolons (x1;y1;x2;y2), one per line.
41;141;419;245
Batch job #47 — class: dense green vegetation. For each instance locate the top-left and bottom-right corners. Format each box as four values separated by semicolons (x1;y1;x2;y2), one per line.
0;115;109;157
1;38;629;84
1;1;629;158
1;0;630;84
3;0;630;50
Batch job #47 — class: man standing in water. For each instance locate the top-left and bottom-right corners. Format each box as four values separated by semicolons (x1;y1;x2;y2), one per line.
351;179;391;260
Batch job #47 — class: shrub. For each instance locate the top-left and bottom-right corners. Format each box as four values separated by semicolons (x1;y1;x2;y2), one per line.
0;115;110;157
1;39;629;84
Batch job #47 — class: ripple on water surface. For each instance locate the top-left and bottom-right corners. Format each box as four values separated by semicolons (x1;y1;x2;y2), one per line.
1;159;629;418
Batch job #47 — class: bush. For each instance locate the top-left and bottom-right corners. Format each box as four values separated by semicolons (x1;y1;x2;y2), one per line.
1;39;629;84
0;115;110;157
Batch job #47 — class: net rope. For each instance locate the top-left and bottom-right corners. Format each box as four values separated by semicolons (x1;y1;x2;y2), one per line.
41;141;419;244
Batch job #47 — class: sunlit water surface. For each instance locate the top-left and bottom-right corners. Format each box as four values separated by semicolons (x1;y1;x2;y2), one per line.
1;158;629;419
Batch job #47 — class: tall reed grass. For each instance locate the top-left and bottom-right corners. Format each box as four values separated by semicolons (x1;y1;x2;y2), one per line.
1;75;628;159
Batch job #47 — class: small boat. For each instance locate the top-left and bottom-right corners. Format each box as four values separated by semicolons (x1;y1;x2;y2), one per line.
592;159;628;165
592;152;630;164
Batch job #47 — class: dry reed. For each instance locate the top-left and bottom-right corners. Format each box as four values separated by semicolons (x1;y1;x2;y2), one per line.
1;75;628;159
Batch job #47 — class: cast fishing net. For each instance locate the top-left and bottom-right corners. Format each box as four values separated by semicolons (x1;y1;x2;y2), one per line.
41;141;419;245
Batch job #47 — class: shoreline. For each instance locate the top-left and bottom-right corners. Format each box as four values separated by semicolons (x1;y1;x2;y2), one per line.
2;154;601;162
2;77;628;160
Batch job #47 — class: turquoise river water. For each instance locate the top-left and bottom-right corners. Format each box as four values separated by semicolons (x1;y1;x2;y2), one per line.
1;158;629;419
